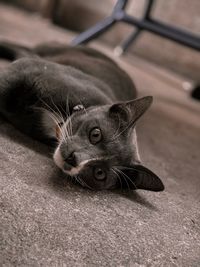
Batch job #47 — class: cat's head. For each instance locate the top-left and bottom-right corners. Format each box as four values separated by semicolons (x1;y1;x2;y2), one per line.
53;96;164;191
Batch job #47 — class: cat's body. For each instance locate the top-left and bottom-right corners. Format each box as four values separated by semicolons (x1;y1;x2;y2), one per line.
0;41;164;191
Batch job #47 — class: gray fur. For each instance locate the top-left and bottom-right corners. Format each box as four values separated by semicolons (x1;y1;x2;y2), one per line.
0;41;164;191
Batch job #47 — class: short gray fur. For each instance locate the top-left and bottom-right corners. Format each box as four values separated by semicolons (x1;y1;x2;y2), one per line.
0;41;164;191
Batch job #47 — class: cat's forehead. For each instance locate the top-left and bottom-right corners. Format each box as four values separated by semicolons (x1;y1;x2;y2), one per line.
71;106;111;126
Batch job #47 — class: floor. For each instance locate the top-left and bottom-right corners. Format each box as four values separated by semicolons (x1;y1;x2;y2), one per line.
0;3;200;267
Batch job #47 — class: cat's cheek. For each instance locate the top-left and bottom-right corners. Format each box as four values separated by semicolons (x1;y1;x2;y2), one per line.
53;146;64;170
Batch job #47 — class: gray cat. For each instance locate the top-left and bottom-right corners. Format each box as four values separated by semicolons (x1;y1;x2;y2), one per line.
0;41;164;191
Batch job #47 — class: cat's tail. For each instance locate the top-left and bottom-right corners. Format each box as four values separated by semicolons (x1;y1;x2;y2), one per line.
0;41;36;61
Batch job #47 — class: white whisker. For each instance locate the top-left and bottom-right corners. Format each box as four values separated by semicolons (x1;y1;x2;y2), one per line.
114;167;137;190
111;168;122;190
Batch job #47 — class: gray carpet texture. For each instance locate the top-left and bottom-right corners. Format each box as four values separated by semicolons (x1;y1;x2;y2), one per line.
0;3;200;267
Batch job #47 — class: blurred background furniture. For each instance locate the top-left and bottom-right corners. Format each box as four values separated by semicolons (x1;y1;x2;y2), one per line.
70;0;200;99
71;0;200;53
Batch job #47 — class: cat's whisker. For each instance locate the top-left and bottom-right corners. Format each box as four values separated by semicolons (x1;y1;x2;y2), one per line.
64;115;72;139
110;120;135;142
48;112;68;143
49;114;66;140
41;97;64;125
62;118;69;139
110;114;121;141
74;175;80;185
65;96;70;130
39;97;69;142
114;167;136;191
72;173;84;188
111;168;122;191
59;99;68;116
75;175;86;188
65;96;73;137
46;96;70;141
114;167;130;191
75;175;81;186
44;109;67;142
69;115;73;137
114;169;137;190
48;96;71;142
39;98;61;122
49;96;66;126
114;167;137;190
116;165;147;176
77;175;93;190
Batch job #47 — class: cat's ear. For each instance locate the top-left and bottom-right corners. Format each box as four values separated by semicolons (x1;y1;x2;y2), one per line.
118;165;164;192
109;96;153;126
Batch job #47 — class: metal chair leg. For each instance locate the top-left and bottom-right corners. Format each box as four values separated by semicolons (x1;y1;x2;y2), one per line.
71;0;200;51
71;16;116;46
115;0;155;55
71;0;127;45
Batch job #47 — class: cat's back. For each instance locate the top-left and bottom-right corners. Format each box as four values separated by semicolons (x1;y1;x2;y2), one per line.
0;41;137;101
34;43;137;101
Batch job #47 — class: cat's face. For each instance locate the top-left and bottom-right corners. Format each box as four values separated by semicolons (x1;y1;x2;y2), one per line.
53;96;164;192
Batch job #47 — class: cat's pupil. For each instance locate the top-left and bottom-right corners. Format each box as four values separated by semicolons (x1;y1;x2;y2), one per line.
94;168;106;180
89;128;102;144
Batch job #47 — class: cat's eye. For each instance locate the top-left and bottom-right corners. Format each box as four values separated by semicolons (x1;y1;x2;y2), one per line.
94;167;106;181
89;127;102;144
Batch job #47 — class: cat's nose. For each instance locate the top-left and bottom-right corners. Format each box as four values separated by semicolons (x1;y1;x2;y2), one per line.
64;152;77;167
